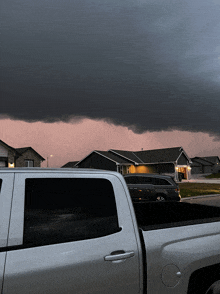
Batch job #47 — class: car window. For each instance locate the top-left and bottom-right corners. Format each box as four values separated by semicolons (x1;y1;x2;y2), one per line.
124;176;138;184
154;178;172;185
138;177;153;184
0;179;2;192
23;178;120;248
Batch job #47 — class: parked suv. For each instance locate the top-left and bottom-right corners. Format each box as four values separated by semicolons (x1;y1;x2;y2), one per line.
124;173;181;202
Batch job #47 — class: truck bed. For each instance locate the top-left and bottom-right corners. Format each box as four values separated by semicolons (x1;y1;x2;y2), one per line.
133;201;220;230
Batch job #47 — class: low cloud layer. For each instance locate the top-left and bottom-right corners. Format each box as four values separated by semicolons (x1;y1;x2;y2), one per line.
1;0;220;137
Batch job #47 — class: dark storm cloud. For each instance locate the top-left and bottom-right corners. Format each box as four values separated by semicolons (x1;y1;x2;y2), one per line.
1;0;220;137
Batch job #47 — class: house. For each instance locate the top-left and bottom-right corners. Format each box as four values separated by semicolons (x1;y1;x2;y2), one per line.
0;140;45;168
75;147;192;181
61;161;79;168
191;156;220;174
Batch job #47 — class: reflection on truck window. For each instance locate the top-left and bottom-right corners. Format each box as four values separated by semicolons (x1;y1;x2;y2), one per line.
24;178;120;248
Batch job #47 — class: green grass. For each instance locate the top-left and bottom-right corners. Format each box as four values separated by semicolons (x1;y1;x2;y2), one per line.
205;173;220;179
179;183;220;198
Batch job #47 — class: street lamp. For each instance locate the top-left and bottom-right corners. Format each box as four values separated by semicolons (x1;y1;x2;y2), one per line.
47;155;53;167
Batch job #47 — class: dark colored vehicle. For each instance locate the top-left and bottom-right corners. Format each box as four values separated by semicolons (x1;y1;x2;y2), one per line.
124;173;181;202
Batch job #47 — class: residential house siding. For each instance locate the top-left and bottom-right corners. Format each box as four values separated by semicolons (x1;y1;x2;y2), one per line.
177;153;189;165
78;152;117;171
15;149;42;167
191;157;214;174
0;140;45;168
75;147;192;181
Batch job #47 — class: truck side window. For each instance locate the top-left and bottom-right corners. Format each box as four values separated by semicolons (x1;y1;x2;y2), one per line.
23;178;120;248
0;179;2;192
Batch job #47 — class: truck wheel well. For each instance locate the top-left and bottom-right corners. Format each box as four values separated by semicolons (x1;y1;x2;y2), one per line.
187;263;220;294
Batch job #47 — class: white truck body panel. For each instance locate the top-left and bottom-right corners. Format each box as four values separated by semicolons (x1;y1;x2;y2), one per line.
3;171;143;294
142;222;220;293
0;168;219;293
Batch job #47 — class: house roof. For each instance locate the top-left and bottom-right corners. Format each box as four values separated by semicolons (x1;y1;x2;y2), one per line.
75;150;133;166
135;147;187;164
198;156;220;164
109;150;143;164
110;147;191;165
76;146;191;167
190;157;214;166
61;161;79;168
15;147;45;161
96;151;134;164
0;139;20;156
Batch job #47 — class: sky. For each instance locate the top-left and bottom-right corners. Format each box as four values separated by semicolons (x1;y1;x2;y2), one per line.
1;0;220;167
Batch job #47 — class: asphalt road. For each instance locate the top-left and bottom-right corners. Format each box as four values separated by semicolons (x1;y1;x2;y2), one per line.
181;194;220;207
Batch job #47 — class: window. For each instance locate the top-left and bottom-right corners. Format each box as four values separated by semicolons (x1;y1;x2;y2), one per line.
25;160;34;167
23;178;120;247
124;176;138;184
0;179;2;192
153;178;171;185
138;177;153;184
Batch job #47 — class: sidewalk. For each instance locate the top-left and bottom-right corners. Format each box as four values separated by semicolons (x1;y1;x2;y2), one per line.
181;178;220;184
180;174;220;184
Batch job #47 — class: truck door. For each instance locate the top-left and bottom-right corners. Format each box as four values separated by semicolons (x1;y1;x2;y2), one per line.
3;173;141;294
0;173;14;292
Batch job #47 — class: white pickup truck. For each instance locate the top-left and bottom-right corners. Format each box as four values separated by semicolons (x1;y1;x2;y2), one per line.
0;168;219;294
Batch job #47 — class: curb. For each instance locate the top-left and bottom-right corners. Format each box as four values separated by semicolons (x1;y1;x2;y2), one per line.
181;194;220;200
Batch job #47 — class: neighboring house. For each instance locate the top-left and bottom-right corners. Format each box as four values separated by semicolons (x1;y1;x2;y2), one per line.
61;161;79;168
191;156;220;174
0;140;45;168
201;156;220;173
75;147;192;181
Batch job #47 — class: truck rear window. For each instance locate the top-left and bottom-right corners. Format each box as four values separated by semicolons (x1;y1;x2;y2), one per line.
23;178;120;247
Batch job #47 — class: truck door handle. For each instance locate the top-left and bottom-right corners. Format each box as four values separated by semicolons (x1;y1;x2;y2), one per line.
104;251;135;261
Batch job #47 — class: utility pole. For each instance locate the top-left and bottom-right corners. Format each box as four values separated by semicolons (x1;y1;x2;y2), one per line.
47;155;53;167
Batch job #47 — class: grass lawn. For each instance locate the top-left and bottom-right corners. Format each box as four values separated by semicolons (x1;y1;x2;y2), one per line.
179;183;220;198
205;173;220;179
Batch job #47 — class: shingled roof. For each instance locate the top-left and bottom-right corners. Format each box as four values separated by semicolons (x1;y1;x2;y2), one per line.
198;156;220;164
110;147;190;164
191;157;214;166
15;147;45;161
96;151;134;164
109;150;143;164
76;146;191;167
61;161;79;168
0;139;20;157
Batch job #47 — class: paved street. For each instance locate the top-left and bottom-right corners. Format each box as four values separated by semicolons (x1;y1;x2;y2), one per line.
181;194;220;207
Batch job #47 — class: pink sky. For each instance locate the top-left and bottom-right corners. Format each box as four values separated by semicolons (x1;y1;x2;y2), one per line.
0;118;220;168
